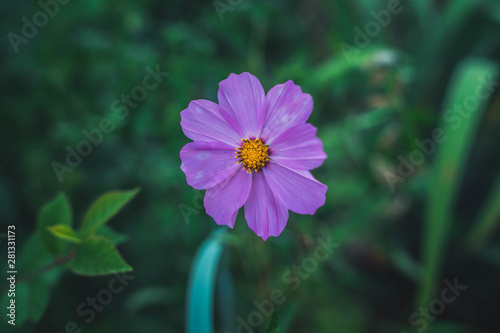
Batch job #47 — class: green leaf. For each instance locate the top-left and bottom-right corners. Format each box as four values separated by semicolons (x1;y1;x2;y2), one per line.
15;278;50;325
79;188;140;236
417;59;499;307
37;193;73;255
15;234;50;274
186;229;229;333
97;225;129;245
71;235;132;276
266;308;279;333
47;224;81;243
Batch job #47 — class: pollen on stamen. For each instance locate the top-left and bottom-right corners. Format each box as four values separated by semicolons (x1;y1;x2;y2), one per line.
235;138;270;173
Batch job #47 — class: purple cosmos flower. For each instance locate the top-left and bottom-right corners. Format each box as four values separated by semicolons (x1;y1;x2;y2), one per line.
180;73;327;240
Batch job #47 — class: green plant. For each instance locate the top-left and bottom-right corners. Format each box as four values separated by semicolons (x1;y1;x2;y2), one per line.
1;188;139;327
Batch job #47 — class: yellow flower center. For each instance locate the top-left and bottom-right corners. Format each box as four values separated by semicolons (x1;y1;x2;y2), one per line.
235;138;270;173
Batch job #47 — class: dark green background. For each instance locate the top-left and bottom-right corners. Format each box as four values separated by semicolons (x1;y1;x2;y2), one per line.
1;0;500;332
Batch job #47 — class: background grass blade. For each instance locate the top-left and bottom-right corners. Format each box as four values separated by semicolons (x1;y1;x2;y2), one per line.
466;179;500;250
266;308;279;333
417;59;499;307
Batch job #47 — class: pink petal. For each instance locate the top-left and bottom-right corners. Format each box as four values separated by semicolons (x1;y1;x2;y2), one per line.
260;80;313;144
217;73;266;139
180;99;242;146
270;123;327;170
204;169;252;228
180;141;239;190
244;171;288;241
263;162;327;215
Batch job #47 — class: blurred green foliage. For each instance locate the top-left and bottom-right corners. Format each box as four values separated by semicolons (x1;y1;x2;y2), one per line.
2;0;500;332
0;190;137;329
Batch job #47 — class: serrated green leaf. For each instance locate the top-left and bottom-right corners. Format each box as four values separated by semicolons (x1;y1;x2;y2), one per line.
37;193;73;255
266;308;279;333
97;225;129;245
71;235;132;276
47;224;81;243
79;188;140;236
